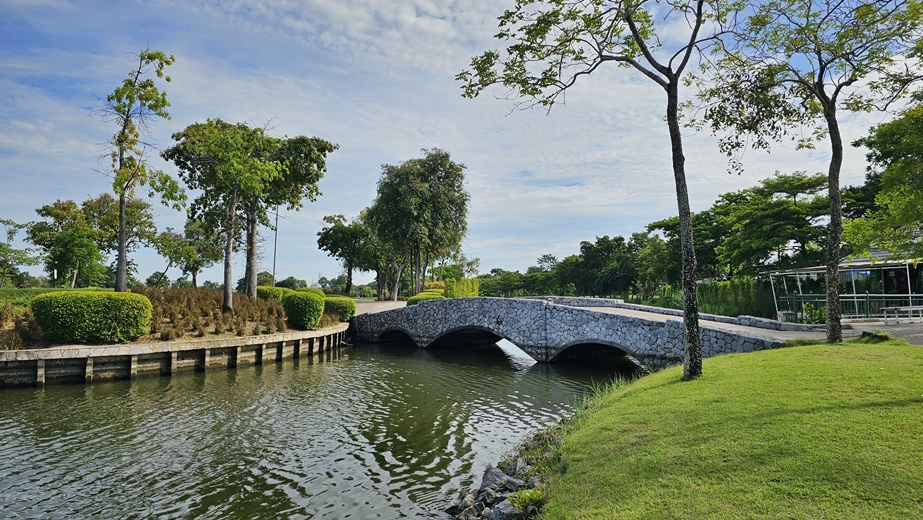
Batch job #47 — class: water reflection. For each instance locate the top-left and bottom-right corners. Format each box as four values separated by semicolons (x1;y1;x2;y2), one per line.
0;339;626;519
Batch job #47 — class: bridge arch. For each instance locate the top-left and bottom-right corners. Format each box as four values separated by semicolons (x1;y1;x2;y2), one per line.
425;325;508;350
551;339;634;362
373;328;418;345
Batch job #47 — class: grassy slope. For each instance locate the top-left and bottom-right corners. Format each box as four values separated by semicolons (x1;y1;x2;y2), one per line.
542;342;923;519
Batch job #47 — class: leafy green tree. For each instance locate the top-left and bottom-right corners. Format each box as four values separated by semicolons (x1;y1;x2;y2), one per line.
27;196;157;273
846;105;923;259
714;172;828;274
317;214;370;296
457;0;735;378
236;271;275;292
179;218;224;288
164;120;281;311
94;48;185;292
696;0;923;342
0;219;38;289
648;209;728;284
366;149;469;299
150;228;196;288
275;276;307;290
46;228;105;288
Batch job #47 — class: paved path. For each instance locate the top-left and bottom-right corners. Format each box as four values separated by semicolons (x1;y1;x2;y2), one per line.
353;299;923;346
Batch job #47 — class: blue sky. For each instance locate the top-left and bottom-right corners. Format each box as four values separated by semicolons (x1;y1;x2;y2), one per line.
1;0;884;286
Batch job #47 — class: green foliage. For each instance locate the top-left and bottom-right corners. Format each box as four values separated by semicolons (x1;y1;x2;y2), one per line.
444;277;479;298
422;288;444;295
45;227;106;288
298;287;327;297
423;280;445;290
0;218;37;290
509;488;546;516
281;291;325;330
407;292;446;306
317;214;371;295
846;105;923;260
257;286;294;301
274;276;307;290
31;291;152;343
323;296;356;322
695;278;776;318
801;302;827;324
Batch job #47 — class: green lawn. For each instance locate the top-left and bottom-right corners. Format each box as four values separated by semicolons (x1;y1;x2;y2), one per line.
540;340;923;519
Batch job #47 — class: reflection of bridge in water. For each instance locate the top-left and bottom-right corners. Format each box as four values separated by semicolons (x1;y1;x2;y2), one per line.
352;297;824;370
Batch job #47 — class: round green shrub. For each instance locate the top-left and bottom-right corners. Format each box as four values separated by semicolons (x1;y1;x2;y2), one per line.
324;296;356;322
407;292;447;306
31;291;153;343
257;286;294;301
422;288;445;296
282;291;325;330
297;287;327;297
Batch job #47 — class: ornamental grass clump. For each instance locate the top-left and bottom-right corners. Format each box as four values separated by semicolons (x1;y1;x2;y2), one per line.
323;296;356;322
282;291;325;330
31;291;152;343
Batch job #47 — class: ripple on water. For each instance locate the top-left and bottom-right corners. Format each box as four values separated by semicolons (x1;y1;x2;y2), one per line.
0;340;623;519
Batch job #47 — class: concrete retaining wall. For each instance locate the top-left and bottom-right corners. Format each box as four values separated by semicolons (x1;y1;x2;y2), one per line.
0;324;349;387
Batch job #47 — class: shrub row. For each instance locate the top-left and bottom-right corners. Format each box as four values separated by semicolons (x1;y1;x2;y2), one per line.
445;277;480;298
256;286;294;301
423;281;445;290
298;287;327;297
324;296;356;322
31;291;152;343
282;291;325;330
407;292;447;306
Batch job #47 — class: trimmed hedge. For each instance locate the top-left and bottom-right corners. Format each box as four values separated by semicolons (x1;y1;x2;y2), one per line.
297;287;327;297
422;288;445;295
407;292;447;306
324;296;357;322
424;281;445;290
282;291;325;330
31;291;153;343
445;277;479;298
256;286;294;301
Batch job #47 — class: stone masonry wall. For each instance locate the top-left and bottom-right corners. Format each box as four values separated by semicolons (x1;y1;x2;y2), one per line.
352;297;784;370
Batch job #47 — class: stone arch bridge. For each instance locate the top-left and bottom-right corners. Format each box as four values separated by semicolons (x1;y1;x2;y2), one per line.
351;297;788;370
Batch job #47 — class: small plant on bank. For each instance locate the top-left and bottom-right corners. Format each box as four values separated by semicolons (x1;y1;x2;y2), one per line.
317;312;340;328
509;488;546;518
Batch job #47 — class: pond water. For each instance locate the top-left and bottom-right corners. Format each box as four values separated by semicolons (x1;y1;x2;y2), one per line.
0;340;636;519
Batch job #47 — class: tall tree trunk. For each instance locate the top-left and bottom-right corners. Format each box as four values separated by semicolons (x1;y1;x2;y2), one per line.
345;260;354;296
0;267;7;289
191;268;198;289
155;260;173;288
824;108;844;343
223;188;239;312
667;84;703;380
245;197;259;300
115;192;129;292
390;259;408;301
70;267;78;288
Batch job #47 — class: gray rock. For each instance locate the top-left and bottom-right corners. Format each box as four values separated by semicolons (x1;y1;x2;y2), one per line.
479;466;509;492
505;476;525;492
514;457;529;477
491;499;521;520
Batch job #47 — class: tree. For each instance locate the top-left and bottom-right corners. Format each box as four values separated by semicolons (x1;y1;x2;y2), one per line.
80;193;158;256
0;219;38;289
696;0;923;342
46;228;105;288
94;48;185;292
457;0;733;379
317;214;370;296
275;276;307;290
179;218;224;288
366;149;469;299
846;104;923;259
164;119;282;311
150;228;196;288
714;172;828;274
236;271;274;292
240;134;337;300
